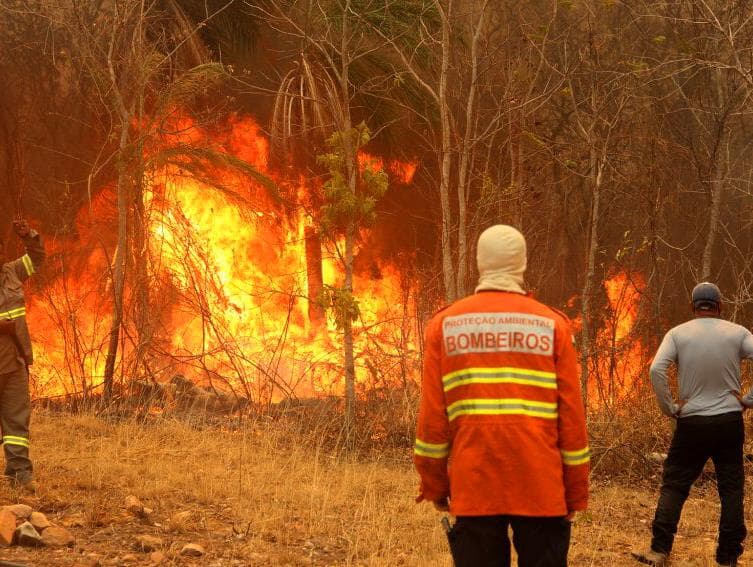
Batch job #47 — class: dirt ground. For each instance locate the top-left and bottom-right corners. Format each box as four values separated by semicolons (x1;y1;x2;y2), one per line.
0;412;746;566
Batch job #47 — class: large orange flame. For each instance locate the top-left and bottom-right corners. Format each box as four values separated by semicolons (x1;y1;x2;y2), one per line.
590;271;648;406
26;115;421;402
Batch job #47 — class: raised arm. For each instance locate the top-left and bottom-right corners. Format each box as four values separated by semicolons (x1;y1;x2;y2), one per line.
8;220;45;282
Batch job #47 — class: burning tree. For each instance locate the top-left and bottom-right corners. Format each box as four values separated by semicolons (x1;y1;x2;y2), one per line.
254;0;398;435
24;0;280;402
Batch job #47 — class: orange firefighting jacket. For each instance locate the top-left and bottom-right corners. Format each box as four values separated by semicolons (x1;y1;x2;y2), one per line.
414;291;589;517
0;230;45;367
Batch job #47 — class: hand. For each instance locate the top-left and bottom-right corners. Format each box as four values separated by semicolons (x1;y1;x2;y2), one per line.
733;391;753;410
12;219;30;238
565;512;576;522
673;399;688;418
0;320;15;336
433;496;449;512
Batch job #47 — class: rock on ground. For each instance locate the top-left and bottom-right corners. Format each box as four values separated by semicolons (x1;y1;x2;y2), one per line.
180;543;206;557
134;534;163;552
2;503;32;520
29;510;52;531
41;525;75;547
125;495;145;516
15;520;43;547
0;509;17;547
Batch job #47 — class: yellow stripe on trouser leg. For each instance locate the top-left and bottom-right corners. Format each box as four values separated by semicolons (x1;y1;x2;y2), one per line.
3;436;30;448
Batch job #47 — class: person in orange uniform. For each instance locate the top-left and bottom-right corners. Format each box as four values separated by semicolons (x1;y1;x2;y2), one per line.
0;219;45;493
414;224;589;567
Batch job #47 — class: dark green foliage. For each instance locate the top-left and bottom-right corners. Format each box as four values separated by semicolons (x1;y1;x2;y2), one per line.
317;123;388;236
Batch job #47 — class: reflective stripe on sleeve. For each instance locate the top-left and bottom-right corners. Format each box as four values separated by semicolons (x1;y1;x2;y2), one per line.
561;447;590;466
2;436;29;448
0;307;25;320
21;255;35;276
446;398;558;421
414;438;449;459
442;367;557;393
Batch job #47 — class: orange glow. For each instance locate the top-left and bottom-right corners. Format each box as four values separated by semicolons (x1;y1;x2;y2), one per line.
589;271;648;406
27;115;420;401
359;152;417;184
358;152;384;173
389;160;417;184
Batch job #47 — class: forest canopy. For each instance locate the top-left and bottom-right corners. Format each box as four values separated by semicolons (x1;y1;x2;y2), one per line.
1;0;752;412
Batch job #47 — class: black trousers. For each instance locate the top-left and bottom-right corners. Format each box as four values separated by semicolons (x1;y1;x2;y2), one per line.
651;411;746;564
451;515;571;567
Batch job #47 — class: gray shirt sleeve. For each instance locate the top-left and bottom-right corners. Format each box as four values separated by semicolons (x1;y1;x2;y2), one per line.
740;329;753;405
650;331;680;417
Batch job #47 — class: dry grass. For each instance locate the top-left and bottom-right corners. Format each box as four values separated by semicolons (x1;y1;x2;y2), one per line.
0;411;749;566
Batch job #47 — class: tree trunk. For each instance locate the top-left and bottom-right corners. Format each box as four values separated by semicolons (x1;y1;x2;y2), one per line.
701;74;727;281
103;22;132;403
436;0;456;303
131;47;152;380
456;1;487;298
103;122;130;402
342;223;356;438
304;226;325;327
701;165;723;282
579;148;604;409
339;0;357;440
3;117;26;219
509;109;524;228
131;166;151;378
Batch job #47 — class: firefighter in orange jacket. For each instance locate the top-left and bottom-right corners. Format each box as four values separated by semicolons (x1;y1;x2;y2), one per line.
414;225;589;567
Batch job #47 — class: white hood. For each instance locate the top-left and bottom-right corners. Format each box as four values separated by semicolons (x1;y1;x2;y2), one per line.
475;225;527;294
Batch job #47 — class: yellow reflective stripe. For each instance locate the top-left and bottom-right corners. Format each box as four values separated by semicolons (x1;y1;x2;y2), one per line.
414;438;449;458
21;255;34;276
447;398;558;421
443;367;557;393
3;436;29;448
561;447;590;466
0;307;25;320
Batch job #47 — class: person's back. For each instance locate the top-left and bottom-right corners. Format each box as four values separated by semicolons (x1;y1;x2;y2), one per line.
651;317;753;418
634;282;753;567
413;225;589;567
426;290;585;516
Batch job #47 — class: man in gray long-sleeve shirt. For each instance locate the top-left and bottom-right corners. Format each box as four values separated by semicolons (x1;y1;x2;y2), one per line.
633;282;752;567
